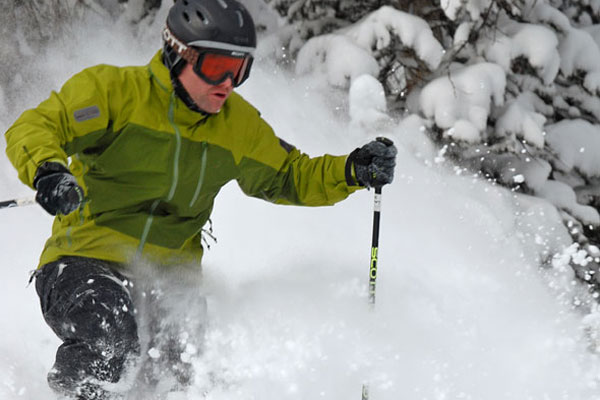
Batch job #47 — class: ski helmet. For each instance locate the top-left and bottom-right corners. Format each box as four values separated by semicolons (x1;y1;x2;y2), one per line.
163;0;257;85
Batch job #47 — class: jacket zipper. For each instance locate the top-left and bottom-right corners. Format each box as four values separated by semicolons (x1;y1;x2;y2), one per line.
189;142;208;208
137;91;182;257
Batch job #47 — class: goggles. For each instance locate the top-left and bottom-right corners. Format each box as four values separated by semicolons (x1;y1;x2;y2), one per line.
193;50;253;86
162;27;254;87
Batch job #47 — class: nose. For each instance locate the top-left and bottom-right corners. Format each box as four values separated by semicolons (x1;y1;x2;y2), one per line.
218;76;234;91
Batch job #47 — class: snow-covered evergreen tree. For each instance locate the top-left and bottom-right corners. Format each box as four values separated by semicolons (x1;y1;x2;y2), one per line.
262;0;600;298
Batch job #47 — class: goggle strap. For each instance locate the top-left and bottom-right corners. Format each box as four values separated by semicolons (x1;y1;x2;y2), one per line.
162;27;200;65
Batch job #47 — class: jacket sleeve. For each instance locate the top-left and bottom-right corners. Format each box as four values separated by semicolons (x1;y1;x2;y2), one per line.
4;67;113;188
236;116;362;206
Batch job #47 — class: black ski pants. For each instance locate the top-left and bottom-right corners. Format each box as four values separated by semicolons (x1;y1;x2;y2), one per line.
35;256;140;399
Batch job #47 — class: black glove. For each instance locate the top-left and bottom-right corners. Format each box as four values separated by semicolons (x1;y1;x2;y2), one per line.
34;162;84;216
346;137;397;189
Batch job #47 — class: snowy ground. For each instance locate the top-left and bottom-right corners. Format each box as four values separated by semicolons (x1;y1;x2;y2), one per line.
2;10;600;400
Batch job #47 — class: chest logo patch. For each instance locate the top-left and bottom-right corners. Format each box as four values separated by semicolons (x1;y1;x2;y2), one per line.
74;105;101;122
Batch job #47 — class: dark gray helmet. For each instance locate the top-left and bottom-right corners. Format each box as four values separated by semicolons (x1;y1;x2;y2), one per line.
167;0;256;52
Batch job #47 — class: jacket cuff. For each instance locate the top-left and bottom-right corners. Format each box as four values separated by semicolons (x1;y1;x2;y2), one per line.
345;148;361;187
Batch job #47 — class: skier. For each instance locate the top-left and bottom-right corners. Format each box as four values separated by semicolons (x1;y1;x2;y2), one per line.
4;0;397;399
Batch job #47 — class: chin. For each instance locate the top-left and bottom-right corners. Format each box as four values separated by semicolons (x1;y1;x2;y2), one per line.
195;101;221;114
205;107;221;114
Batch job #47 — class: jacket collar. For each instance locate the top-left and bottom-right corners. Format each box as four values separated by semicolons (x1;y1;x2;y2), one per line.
148;50;209;126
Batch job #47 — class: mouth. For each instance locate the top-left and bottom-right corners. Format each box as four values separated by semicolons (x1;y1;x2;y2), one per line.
212;92;227;99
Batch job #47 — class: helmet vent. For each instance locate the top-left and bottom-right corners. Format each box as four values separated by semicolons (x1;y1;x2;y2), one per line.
182;0;188;5
236;10;244;27
183;11;190;22
196;10;208;24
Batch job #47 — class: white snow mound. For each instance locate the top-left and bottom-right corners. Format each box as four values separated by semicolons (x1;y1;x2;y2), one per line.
296;5;444;86
349;74;389;127
419;63;506;143
480;21;560;85
344;6;444;70
537;180;600;226
545;119;600;178
495;92;547;148
441;0;492;21
296;34;379;87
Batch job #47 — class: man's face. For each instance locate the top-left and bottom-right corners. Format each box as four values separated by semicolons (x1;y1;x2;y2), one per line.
178;63;234;114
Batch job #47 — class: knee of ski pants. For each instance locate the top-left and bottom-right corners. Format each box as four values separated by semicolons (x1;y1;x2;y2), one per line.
35;256;141;364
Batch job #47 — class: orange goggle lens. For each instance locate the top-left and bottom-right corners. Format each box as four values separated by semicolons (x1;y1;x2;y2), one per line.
194;52;251;86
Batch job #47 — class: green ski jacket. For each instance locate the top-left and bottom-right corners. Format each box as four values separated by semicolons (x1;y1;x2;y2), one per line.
5;51;360;267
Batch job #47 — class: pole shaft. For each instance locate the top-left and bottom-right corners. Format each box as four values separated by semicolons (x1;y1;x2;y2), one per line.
362;136;393;400
363;186;383;399
0;197;36;210
368;187;382;305
0;200;17;209
362;384;369;400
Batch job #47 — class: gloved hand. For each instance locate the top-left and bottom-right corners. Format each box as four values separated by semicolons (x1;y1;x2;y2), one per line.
34;162;84;216
346;137;397;189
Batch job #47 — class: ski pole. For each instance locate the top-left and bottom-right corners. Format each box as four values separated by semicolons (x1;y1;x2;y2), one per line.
0;197;36;210
368;185;382;305
361;185;383;400
362;136;393;400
